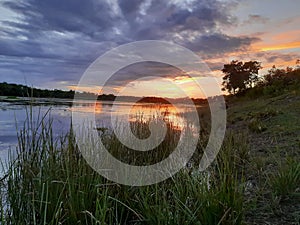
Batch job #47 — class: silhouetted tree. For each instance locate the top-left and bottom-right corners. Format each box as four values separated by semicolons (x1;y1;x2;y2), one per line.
221;60;262;94
264;65;286;85
263;64;300;86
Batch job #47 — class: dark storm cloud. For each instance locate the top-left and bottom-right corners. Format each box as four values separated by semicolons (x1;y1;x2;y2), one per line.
118;0;143;15
0;39;47;59
118;0;238;41
184;33;260;54
0;0;260;88
2;0;117;38
105;61;187;87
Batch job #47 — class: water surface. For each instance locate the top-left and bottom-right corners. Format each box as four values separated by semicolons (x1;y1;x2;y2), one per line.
0;98;199;168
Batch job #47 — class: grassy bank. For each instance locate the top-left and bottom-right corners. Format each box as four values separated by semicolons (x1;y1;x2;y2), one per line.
0;82;299;224
0;108;247;225
226;84;300;224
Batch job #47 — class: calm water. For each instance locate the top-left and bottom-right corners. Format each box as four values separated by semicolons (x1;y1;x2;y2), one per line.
0;98;198;169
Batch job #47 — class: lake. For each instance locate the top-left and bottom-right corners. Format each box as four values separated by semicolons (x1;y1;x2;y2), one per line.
0;98;200;171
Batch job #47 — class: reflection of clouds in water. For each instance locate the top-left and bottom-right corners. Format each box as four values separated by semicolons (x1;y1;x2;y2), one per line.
0;99;199;163
0;139;17;151
0;102;71;149
71;100;116;114
0;102;24;111
71;100;193;131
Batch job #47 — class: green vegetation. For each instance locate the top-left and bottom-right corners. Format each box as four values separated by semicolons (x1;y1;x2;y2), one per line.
0;110;246;224
221;60;262;94
0;82;78;99
221;60;300;96
268;158;300;198
0;62;299;224
225;65;300;224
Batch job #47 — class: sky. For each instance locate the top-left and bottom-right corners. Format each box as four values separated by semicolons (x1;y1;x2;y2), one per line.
0;0;299;98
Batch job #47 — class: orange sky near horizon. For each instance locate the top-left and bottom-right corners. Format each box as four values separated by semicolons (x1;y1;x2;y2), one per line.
2;0;299;99
67;23;300;99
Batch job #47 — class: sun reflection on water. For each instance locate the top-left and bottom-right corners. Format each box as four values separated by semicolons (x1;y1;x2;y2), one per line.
71;100;199;131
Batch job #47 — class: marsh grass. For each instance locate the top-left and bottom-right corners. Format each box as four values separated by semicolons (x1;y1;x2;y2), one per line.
101;117;182;166
0;107;246;224
268;158;300;198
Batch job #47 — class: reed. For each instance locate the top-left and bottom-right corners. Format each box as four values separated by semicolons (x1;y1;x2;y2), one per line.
0;108;246;224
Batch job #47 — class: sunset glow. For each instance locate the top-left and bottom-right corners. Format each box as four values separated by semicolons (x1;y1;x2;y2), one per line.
257;41;300;52
0;0;299;98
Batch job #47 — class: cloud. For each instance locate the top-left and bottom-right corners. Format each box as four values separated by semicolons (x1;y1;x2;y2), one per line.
183;33;260;54
0;0;262;89
118;0;238;41
259;52;299;64
1;0;118;39
104;61;187;87
243;14;269;25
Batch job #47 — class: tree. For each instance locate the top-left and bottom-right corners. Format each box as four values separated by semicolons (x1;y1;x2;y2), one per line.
264;65;300;86
221;60;262;94
264;65;286;85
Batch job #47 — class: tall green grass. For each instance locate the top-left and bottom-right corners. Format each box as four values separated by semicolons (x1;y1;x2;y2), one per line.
268;158;300;198
0;109;247;224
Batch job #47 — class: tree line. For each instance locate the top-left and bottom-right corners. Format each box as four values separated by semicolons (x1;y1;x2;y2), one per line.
221;60;300;95
0;82;78;99
1;59;299;100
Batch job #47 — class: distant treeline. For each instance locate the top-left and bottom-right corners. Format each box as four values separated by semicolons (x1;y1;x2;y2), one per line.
0;82;77;99
0;82;207;104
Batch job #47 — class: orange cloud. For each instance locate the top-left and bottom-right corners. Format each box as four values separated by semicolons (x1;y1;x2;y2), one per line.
253;29;300;52
258;41;300;51
271;30;300;42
